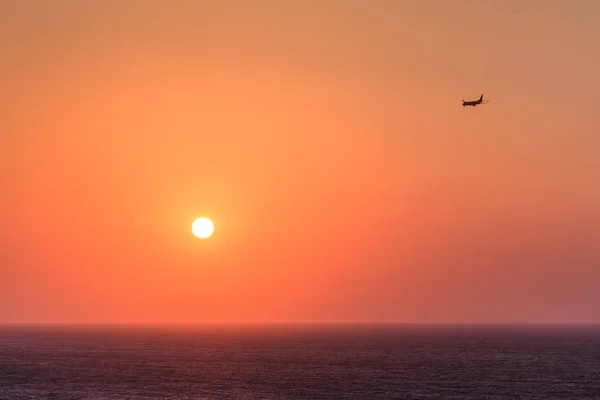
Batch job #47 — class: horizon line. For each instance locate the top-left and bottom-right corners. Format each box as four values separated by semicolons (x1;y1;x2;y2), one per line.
3;321;600;326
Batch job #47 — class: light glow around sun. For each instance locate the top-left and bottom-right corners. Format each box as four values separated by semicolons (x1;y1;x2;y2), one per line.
192;217;214;239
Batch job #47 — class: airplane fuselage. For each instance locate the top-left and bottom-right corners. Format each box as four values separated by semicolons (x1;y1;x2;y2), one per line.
462;94;484;107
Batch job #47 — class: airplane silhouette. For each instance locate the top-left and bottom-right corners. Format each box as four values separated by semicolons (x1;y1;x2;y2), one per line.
462;94;487;107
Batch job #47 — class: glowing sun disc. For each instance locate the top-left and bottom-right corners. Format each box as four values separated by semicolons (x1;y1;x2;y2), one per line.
192;218;214;239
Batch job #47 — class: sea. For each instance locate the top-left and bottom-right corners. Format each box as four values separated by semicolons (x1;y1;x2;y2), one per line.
1;324;599;399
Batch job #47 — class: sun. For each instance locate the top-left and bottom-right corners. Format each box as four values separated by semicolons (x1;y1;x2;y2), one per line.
192;217;214;239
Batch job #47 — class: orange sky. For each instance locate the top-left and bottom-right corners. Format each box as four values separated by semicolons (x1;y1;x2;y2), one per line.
2;0;600;324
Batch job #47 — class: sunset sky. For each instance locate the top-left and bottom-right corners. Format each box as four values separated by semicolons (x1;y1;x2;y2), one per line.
2;0;600;324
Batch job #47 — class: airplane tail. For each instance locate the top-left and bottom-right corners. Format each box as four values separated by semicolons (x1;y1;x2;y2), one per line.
479;94;484;101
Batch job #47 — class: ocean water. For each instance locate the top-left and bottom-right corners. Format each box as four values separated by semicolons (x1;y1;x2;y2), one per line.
1;324;599;399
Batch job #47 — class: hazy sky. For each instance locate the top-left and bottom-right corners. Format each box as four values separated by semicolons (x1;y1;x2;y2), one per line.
2;0;600;324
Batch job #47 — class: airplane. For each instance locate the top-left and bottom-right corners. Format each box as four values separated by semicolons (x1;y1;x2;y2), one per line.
462;94;487;107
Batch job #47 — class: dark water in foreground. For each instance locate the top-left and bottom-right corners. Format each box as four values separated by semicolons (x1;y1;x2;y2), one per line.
1;324;599;399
